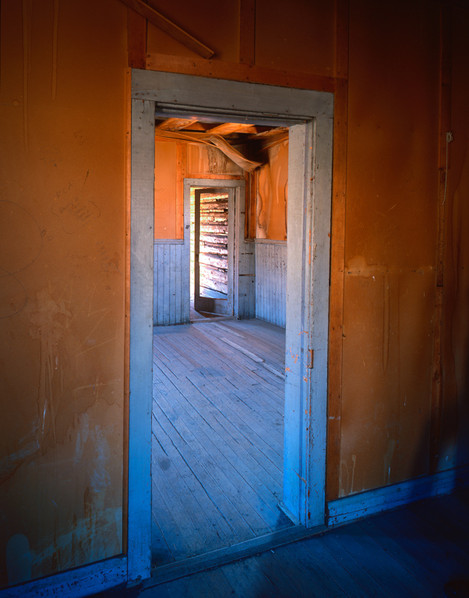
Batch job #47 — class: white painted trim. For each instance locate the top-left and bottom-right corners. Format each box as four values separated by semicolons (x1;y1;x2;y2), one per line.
0;557;127;598
132;70;332;123
127;99;154;582
327;465;469;526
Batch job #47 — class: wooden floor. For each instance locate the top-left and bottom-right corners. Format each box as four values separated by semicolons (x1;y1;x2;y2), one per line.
96;488;469;597
151;319;292;567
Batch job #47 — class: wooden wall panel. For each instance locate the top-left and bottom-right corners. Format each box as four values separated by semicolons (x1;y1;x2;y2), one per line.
255;0;335;77
0;0;127;587
153;242;188;325
255;241;287;328
146;0;239;62
154;140;179;239
438;3;469;471
339;0;441;496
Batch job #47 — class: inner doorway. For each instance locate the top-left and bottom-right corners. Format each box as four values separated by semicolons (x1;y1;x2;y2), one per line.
192;188;234;317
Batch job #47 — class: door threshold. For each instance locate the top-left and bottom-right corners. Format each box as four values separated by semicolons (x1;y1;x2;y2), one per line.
145;524;326;588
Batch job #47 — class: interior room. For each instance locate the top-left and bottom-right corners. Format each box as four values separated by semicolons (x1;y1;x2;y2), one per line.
1;0;468;596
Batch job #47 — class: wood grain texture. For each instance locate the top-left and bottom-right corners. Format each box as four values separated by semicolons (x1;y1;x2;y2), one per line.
327;0;350;501
151;319;291;566
431;1;452;473
255;241;286;328
145;54;336;93
121;0;214;58
126;7;147;69
130;489;469;596
153;241;189;326
239;0;256;65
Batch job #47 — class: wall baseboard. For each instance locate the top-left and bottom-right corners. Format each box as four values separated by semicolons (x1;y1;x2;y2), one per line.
0;556;127;598
327;465;469;526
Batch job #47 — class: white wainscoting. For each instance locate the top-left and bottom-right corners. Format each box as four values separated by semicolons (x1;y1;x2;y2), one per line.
255;240;287;328
153;241;190;326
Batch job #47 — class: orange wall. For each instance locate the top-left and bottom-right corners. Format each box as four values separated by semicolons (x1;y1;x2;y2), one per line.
254;140;288;240
338;0;440;495
0;0;127;586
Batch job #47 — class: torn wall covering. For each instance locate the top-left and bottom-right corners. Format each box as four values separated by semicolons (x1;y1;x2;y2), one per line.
0;0;127;586
154;136;288;241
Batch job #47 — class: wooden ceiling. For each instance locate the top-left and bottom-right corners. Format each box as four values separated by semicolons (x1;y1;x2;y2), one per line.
154;118;289;171
155;117;287;139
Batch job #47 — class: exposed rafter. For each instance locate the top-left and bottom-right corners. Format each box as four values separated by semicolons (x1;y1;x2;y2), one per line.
155;117;199;131
155;129;262;172
119;0;215;59
206;123;258;136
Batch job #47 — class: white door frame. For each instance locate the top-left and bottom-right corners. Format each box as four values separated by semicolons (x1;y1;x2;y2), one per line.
129;70;333;581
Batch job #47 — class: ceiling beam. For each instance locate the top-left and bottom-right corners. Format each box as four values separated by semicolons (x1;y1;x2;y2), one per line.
156;117;199;131
207;123;258;136
119;0;215;59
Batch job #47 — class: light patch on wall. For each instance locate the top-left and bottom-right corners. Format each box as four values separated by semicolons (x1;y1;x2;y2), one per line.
27;288;72;443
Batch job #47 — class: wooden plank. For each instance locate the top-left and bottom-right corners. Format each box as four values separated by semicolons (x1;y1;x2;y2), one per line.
145;54;336;94
128;98;154;581
126;7;147;69
154;334;284;490
153;320;286;468
132;70;334;120
153;344;285;500
261;542;348;597
153;392;272;536
326;0;349;504
431;1;452;472
154;242;187;326
152;412;236;557
255;241;287;327
284;124;314;525
148;524;324;587
327;465;469;525
156;117;198;131
239;0;256;66
120;0;215;59
146;491;469;593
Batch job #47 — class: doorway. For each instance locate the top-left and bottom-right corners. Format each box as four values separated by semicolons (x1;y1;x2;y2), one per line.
192;188;233;317
129;70;333;581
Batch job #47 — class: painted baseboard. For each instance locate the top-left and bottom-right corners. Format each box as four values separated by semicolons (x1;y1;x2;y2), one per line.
146;524;325;588
0;556;127;598
327;465;469;527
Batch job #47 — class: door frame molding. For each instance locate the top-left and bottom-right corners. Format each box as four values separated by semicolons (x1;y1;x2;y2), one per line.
184;178;246;318
129;69;333;581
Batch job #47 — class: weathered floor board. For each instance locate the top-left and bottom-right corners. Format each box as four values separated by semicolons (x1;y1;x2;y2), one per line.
97;489;469;598
151;319;291;566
